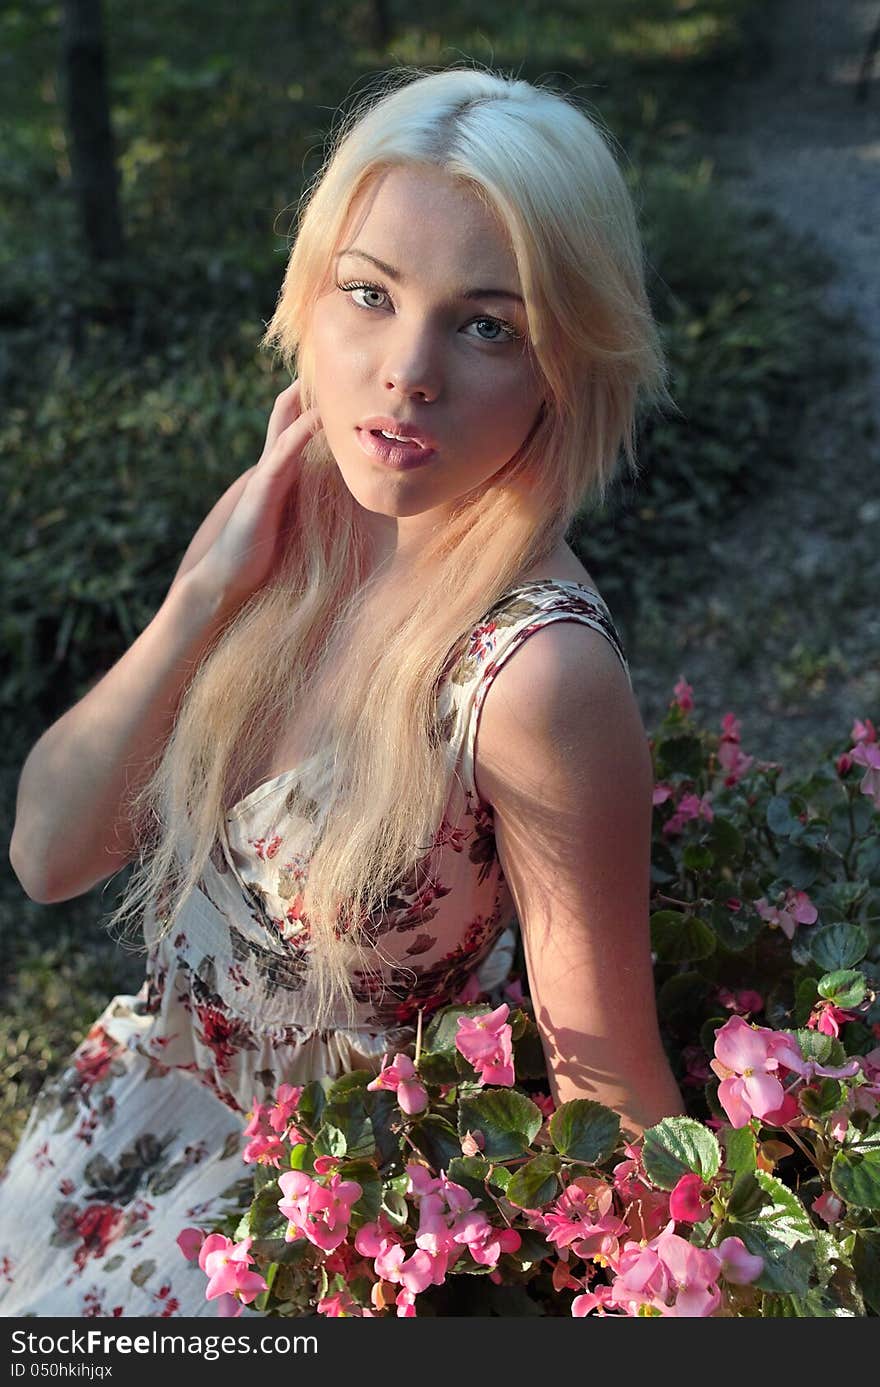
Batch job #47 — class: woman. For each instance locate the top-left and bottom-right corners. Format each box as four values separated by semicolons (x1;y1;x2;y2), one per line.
3;65;684;1316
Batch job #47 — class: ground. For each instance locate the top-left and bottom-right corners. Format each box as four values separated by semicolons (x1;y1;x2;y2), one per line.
629;0;880;774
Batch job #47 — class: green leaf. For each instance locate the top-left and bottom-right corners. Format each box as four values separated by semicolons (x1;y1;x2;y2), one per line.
810;922;868;972
289;1141;311;1171
381;1189;410;1228
488;1165;512;1194
766;796;803;837
722;1170;816;1295
446;1155;491;1200
682;844;714;872
721;1124;757;1177
505;1154;562;1210
831;1146;880;1209
726;1171;765;1220
799;1078;845;1118
512;1229;553;1268
818;969;866;1009
512;1018;549;1080
296;1081;325;1132
793;977;819;1027
657;970;706;1017
852;1230;880;1314
423;1003;488;1055
775;843;820;890
700;1015;728;1054
548;1100;620;1165
315;1100;375;1161
249;1181;288;1241
345;1165;382;1226
793;1027;841;1066
458;1090;544;1161
326;1070;372;1101
650;910;716;963
709;899;761;952
315;1123;347;1158
408;1114;463;1171
641;1116;721;1190
655;734;704;778
704;815;744;863
417;1050;459;1085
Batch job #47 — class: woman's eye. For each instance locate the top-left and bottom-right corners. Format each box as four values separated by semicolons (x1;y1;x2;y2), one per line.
466;317;520;343
338;281;390;310
337;281;520;343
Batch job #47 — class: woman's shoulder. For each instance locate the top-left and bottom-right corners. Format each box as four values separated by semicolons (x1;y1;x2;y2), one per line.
510;543;603;604
461;545;635;811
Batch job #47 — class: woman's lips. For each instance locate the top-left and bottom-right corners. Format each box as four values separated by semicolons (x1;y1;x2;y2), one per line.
356;427;437;471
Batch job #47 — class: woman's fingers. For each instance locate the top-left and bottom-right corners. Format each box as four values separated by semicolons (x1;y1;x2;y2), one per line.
261;378;306;458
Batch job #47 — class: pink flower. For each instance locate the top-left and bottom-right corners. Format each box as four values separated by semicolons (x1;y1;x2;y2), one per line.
242;1132;287;1168
607;1222;723;1317
611;1143;671;1242
812;1191;845;1225
454;1004;515;1087
716;1236;764;1285
540;1179;628;1265
680;1044;712;1089
277;1170;362;1252
176;1227;205;1262
267;1083;304;1135
672;676;694;713
214;1292;244;1317
572;1286;614;1316
532;1090;556;1119
653;782;674;806
450;1209;521;1266
317;1290;374;1317
761;1089;800;1125
198;1234;267;1307
242;1091;304;1166
718;713;754;786
395;1287;418;1317
717;986;763;1016
709;1016;796;1128
669;1173;713;1224
807;1000;856;1038
367;1053;429;1115
850;740;880;810
852;717;877;744
755;889;818;941
661;789;714;837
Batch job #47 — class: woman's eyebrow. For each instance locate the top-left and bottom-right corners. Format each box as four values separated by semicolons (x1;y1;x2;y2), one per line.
336;247;525;305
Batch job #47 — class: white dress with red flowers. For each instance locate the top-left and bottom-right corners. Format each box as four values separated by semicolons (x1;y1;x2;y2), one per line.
0;580;629;1316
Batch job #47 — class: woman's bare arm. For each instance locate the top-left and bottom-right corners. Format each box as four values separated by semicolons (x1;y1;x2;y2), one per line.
8;467;256;905
9;380;321;906
474;620;686;1140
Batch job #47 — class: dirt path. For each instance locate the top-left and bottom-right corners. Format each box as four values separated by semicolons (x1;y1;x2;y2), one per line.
629;0;880;775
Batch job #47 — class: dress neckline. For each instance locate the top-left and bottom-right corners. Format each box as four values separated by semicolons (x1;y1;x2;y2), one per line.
223;577;607;820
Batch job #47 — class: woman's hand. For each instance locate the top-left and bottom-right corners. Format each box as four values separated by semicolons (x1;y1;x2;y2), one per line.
188;378;322;610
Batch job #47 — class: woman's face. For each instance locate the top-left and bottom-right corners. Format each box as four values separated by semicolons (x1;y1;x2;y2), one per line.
308;163;546;565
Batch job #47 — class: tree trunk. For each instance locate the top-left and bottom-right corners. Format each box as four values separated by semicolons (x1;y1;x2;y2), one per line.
59;0;125;264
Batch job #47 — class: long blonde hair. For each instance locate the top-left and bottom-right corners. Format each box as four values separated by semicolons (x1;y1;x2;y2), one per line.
107;64;672;1029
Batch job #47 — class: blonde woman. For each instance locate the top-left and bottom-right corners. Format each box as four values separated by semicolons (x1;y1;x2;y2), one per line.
4;66;684;1315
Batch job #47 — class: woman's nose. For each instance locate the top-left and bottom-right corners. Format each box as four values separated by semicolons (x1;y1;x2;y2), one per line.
381;324;442;403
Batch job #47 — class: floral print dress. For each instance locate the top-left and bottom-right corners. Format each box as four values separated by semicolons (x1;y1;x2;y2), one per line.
0;579;630;1317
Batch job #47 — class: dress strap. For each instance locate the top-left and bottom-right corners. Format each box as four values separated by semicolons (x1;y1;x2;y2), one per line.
449;580;632;812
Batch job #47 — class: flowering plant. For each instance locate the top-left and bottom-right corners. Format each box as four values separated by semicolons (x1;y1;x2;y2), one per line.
178;687;880;1317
